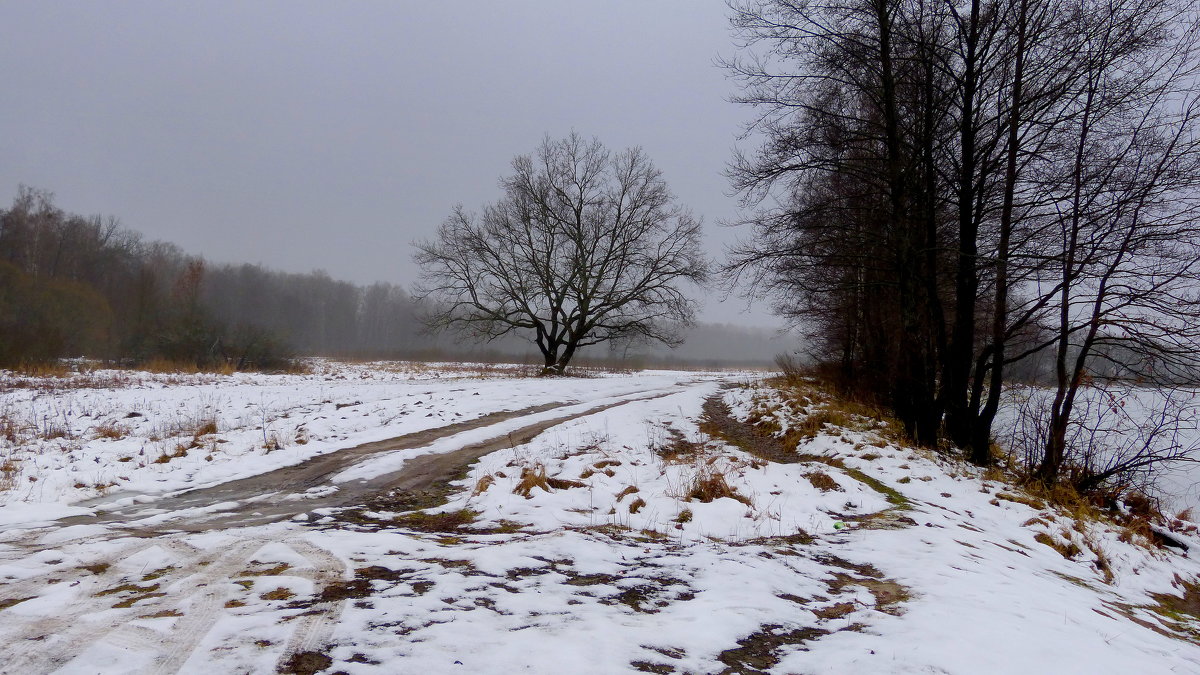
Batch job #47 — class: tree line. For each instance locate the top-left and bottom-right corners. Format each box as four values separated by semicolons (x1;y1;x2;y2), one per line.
0;186;782;371
725;0;1200;489
0;186;432;369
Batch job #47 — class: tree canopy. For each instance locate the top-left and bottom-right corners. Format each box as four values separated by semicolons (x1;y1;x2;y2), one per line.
415;134;709;373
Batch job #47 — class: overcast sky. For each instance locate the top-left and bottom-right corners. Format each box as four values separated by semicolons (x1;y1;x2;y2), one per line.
0;1;779;328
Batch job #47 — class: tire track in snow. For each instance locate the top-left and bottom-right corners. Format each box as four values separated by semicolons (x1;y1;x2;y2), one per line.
270;538;348;673
48;385;689;535
0;381;705;673
147;539;264;674
0;539;260;674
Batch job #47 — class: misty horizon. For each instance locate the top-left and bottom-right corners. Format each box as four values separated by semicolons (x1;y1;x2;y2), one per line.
0;2;779;329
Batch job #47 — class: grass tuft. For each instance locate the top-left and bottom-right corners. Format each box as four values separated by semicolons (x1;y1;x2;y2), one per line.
514;465;551;498
616;485;640;501
92;422;129;440
686;470;752;507
805;471;842;492
471;474;495;496
1033;531;1082;559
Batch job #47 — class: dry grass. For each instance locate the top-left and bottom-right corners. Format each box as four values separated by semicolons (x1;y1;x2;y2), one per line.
628;497;647;514
1083;530;1115;584
789;409;853;442
260;587;295;601
512;463;586;498
993;492;1048;511
615;485;640;501
139;609;183;619
981;460;1179;555
1023;479;1105;524
547;476;587;490
153;443;189;464
92;422;130;440
355;359;543;380
805;471;842;492
238;562;292;577
0;369;146;393
652;425;709;464
141;358;237;375
0;411;21;443
1118;514;1155;547
193;419;218;437
983;465;1007;483
0;457;18;491
743;376;906;452
1033;531;1083;559
391;509;480;533
10;361;74;378
472;474;495;496
686;470;752;507
514;465;551;498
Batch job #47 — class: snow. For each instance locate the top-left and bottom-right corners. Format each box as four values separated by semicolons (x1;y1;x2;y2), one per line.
1;363;1199;673
0;361;717;518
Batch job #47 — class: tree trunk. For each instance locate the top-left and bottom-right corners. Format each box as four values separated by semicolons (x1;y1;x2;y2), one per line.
970;0;1030;466
1039;407;1069;483
540;343;561;375
944;0;983;452
554;340;579;374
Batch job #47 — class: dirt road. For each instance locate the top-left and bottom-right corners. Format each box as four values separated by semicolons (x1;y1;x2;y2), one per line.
0;384;687;674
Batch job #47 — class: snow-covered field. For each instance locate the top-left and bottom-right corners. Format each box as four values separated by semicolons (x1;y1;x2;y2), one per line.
993;383;1200;516
0;361;706;523
2;362;1200;674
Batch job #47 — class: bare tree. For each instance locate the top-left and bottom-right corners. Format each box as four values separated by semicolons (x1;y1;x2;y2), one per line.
1031;0;1200;482
723;0;957;444
1003;383;1200;495
414;134;709;374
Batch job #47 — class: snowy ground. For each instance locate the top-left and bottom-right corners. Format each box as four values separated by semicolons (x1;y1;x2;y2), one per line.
2;363;1200;673
0;361;702;522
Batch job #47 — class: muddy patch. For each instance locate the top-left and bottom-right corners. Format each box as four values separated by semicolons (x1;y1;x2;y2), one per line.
700;395;800;465
278;650;333;675
312;565;416;603
717;624;830;674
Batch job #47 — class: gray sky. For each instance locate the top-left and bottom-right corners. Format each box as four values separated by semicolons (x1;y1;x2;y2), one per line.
0;1;778;328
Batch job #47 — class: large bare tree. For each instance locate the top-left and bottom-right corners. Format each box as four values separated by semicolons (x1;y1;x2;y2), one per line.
414;134;709;373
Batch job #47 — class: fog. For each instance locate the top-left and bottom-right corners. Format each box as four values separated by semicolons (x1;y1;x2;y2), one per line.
0;2;776;328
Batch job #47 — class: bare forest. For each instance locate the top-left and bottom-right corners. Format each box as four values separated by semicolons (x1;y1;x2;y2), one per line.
0;187;782;371
0;186;445;368
725;0;1200;491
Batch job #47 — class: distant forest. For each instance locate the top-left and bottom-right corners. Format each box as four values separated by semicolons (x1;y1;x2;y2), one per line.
0;187;785;369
